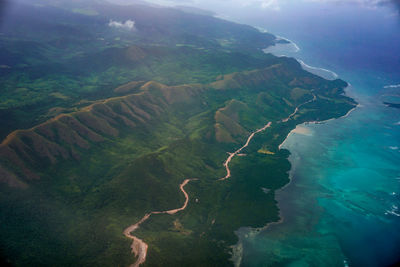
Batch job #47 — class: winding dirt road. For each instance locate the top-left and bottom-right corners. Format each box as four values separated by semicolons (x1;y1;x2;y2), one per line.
282;93;316;123
278;93;317;149
123;93;318;266
123;178;196;267
220;122;272;181
220;93;318;181
123;120;275;266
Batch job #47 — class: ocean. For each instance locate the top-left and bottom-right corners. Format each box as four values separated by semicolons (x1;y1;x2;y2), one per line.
229;2;400;266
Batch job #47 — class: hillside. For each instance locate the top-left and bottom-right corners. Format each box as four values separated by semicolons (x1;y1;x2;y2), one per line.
0;0;278;140
0;56;356;265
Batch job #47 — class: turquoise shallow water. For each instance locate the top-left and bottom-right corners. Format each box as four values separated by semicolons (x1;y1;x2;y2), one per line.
238;103;400;266
232;2;400;266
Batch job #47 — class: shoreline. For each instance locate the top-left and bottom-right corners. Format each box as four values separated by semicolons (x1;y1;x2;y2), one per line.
276;35;301;52
256;27;301;53
278;103;359;151
297;59;339;80
261;33;340;82
233;96;358;267
231;35;357;266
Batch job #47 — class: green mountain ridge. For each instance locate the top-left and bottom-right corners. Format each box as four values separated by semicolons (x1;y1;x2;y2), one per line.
0;59;356;266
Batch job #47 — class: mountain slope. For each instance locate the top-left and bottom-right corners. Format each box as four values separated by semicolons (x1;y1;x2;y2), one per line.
0;58;356;266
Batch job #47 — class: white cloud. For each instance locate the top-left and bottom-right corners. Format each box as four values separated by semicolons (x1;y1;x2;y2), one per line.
108;19;136;30
260;0;280;10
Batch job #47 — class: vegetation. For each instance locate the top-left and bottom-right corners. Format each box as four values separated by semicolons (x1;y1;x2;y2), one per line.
0;1;357;266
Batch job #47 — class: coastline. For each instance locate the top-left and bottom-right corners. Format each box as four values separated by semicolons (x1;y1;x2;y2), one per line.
259;29;339;81
278;102;359;151
297;59;339;80
258;27;301;55
276;35;301;52
232;38;358;266
232;102;358;266
278;101;358;185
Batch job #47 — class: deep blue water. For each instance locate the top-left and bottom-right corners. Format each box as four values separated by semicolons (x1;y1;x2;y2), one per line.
220;2;400;266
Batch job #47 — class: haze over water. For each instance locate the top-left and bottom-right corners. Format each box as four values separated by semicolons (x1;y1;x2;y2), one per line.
222;1;400;266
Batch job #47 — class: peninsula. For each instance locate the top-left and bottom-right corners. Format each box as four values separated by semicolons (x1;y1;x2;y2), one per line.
0;1;357;266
